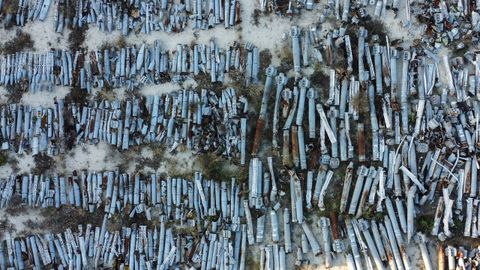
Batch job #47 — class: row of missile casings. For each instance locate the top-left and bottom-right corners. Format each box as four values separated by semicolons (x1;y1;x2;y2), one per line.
0;89;248;161
0;40;260;93
70;88;248;160
0;216;249;270
247;157;336;213
290;24;359;72
250;157;438;270
0;171;248;229
245;157;334;266
2;217;476;270
256;0;382;22
337;137;480;245
303;0;388;23
290;24;394;84
289;25;324;73
339;164;421;269
0;100;65;155
0;0;240;34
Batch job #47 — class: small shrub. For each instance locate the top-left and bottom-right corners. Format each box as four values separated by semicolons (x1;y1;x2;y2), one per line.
310;64;330;99
362;206;385;221
0;152;7;166
33;153;55;174
251;9;261;26
417;215;434;234
0;218;14;239
68;25;88;51
259;49;272;68
277;44;294;74
195;153;247;182
451;218;464;235
40;207;104;233
1;31;34;54
116;36;128;48
4;196;28;216
359;19;387;38
258;49;273;82
3;0;19;14
5;83;27;103
64;86;90;105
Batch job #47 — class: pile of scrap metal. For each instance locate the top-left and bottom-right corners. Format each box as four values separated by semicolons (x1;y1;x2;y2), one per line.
243;24;480;268
322;25;480;246
0;40;260;92
415;0;480;49
0;0;240;33
0;100;65;155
